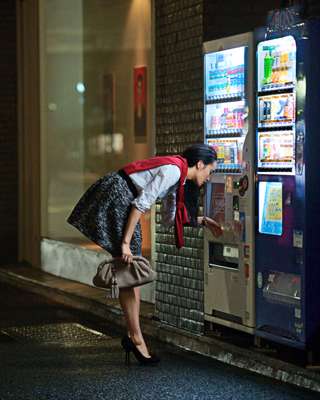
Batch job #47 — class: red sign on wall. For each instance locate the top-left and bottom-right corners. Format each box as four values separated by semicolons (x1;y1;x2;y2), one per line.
134;66;147;141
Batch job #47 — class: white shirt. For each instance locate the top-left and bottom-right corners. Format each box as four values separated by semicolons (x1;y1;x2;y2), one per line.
129;165;181;214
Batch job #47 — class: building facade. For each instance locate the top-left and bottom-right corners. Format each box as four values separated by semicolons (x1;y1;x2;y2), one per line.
1;0;320;334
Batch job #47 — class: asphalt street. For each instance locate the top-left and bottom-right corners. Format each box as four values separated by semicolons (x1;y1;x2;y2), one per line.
0;282;318;400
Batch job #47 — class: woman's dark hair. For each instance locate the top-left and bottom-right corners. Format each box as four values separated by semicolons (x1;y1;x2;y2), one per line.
184;180;200;227
182;144;217;227
182;143;217;167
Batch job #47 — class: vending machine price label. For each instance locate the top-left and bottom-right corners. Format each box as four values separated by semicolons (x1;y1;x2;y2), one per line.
293;230;303;248
234;211;240;222
294;308;302;319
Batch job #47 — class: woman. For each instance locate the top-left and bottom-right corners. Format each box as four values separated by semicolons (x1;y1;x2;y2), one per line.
67;143;221;365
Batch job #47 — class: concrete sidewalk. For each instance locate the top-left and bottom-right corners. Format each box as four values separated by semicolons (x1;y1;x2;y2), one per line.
1;263;320;393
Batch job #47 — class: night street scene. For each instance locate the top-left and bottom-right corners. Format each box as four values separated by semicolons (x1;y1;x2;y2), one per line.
1;0;320;399
0;282;319;400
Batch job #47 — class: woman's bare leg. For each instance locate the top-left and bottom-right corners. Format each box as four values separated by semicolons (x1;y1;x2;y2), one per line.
134;286;141;320
124;287;140;339
119;286;150;357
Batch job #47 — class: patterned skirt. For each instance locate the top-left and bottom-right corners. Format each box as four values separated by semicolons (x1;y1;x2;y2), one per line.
67;172;142;257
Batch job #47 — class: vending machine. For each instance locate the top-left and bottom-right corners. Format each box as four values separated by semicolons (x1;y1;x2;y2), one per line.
255;9;320;349
203;33;255;334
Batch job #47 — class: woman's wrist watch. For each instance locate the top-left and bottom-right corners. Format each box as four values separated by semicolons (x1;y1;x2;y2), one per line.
201;217;206;226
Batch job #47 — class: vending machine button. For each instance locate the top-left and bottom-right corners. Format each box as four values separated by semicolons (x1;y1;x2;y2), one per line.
244;245;250;258
233;181;240;189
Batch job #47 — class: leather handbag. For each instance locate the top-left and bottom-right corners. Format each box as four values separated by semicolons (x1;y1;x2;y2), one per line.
92;255;156;298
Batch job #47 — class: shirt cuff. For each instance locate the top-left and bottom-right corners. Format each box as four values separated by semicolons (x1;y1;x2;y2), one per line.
131;199;149;213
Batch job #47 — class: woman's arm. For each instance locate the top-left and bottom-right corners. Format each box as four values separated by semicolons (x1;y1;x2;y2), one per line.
121;166;180;262
121;206;143;263
131;165;180;214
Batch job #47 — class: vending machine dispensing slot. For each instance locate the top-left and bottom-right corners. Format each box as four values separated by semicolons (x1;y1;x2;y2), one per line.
262;272;301;306
209;242;239;269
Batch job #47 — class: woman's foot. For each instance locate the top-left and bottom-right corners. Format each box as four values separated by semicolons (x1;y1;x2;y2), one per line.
122;335;160;365
127;332;142;346
135;343;150;358
129;334;150;358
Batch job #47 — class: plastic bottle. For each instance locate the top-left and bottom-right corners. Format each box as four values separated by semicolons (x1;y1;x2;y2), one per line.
263;46;275;85
220;108;228;129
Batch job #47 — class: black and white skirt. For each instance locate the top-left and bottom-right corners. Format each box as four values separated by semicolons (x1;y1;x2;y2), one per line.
67;172;142;257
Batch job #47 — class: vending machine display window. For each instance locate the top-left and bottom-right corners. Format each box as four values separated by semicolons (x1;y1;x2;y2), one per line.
257;36;296;92
207;138;243;171
205;47;246;100
259;182;283;236
258;93;295;128
206;101;245;135
258;131;295;170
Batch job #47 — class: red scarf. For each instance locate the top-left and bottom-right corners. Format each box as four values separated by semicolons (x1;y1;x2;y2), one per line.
123;155;189;248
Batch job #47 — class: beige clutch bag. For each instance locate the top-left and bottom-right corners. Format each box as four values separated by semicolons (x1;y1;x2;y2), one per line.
93;255;156;298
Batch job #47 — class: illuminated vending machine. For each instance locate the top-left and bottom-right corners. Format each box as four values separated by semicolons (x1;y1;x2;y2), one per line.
255;12;320;349
203;33;255;334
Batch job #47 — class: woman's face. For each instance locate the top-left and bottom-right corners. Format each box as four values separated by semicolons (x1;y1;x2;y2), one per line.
194;161;217;187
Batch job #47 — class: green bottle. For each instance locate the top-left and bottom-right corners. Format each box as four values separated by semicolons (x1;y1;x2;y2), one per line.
263;46;274;85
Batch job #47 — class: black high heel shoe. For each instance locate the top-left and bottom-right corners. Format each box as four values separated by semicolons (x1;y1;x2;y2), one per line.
121;336;132;365
121;335;160;366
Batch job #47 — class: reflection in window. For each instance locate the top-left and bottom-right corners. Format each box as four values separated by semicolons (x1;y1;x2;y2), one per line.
41;0;153;257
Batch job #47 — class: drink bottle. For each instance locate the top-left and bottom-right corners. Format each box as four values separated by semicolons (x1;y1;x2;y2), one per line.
260;100;267;121
220;108;228;129
263;46;275;85
266;101;272;120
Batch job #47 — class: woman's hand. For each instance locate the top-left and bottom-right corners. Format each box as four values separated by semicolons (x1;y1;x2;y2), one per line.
121;206;142;264
121;242;133;264
199;216;223;237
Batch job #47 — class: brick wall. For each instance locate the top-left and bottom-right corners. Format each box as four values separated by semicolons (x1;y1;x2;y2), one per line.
0;1;18;264
155;0;205;333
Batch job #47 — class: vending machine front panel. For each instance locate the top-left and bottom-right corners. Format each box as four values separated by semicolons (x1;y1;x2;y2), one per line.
203;33;255;334
255;31;307;347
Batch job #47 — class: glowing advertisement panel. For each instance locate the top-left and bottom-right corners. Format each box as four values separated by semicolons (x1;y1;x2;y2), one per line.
258;131;294;170
205;47;245;100
257;36;296;92
259;182;283;236
206;101;245;135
